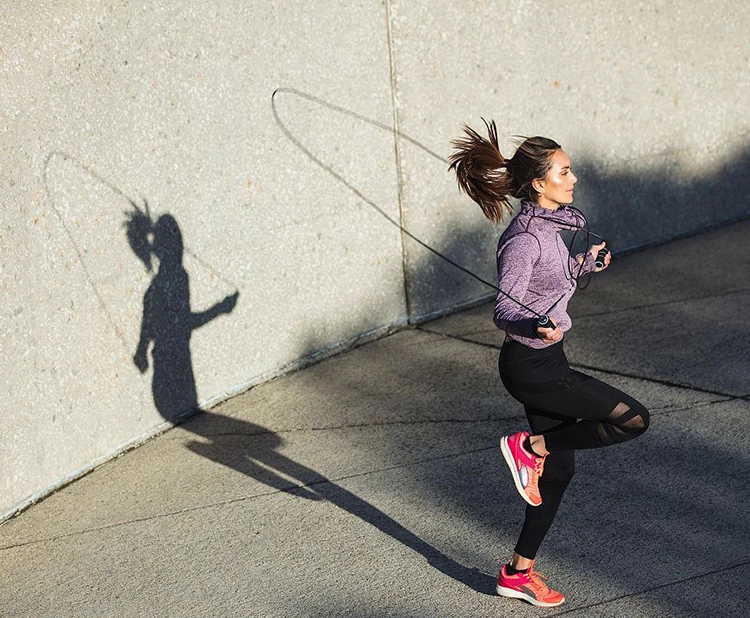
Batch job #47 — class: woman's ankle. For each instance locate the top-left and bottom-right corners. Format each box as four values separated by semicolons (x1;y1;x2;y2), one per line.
528;434;549;457
509;553;533;571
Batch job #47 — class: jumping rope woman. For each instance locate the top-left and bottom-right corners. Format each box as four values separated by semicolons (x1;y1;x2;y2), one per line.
448;120;649;607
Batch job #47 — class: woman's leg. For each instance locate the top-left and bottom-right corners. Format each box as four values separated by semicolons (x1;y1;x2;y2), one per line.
512;408;576;566
500;371;649;566
497;407;571;607
512;372;650;454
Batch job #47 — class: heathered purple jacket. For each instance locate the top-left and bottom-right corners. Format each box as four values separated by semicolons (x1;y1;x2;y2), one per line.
494;200;596;349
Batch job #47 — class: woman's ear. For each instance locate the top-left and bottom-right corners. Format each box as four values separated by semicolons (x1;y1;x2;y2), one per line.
532;178;545;196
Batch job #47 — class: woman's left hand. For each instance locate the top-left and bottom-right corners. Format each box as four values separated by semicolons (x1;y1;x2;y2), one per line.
589;241;610;272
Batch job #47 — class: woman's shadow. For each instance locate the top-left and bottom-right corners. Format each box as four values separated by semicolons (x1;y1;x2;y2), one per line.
129;208;238;419
126;204;494;594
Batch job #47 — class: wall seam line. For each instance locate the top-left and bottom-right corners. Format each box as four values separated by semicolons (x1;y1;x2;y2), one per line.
384;0;412;320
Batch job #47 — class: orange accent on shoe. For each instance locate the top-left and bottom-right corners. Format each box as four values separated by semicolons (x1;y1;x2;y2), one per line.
525;452;547;506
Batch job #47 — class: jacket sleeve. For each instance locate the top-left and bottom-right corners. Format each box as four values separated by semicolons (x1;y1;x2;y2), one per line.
494;233;541;339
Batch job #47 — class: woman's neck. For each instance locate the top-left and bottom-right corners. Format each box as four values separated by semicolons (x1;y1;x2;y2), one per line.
536;197;561;211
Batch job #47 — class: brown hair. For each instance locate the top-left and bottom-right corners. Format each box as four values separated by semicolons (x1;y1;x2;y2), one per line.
448;119;560;223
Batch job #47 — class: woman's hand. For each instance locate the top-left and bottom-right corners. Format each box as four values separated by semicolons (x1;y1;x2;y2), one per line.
537;318;563;343
589;241;611;272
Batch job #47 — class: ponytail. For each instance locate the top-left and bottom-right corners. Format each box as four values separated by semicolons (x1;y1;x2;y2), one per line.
448;119;560;223
448;119;511;223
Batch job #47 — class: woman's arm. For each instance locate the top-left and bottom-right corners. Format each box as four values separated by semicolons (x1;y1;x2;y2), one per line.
133;291;153;373
494;233;543;339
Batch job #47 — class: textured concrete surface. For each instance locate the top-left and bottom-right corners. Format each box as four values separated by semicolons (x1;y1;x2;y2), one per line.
0;219;747;617
3;1;750;527
2;1;404;518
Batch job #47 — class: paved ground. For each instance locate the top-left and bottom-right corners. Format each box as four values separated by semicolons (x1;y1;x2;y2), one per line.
1;219;749;618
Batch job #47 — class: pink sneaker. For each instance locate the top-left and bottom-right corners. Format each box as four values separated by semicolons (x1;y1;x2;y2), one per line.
496;563;565;607
500;431;545;506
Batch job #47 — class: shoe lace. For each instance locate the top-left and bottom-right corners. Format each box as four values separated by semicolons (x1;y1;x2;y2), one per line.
533;454;546;478
527;568;550;592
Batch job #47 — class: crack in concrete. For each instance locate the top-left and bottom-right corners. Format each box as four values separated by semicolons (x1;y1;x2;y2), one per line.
176;392;733;441
0;444;498;553
572;286;750;320
418;326;744;400
570;362;743;399
649;397;735;414
192;416;520;439
575;364;743;403
546;559;750;617
421;286;750;331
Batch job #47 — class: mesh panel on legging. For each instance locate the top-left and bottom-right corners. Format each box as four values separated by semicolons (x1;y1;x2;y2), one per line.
504;376;651;453
594;401;650;445
543;392;650;452
513;410;576;559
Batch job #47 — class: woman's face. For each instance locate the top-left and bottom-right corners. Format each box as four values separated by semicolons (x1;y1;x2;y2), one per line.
535;149;577;209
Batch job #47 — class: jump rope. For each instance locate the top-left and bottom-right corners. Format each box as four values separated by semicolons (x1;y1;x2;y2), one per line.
271;89;609;334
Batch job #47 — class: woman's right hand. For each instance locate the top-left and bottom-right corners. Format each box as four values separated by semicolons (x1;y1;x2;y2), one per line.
537;318;563;343
220;291;240;314
589;241;611;271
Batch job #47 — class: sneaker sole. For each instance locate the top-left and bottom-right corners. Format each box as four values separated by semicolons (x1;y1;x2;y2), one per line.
500;436;540;507
496;584;564;607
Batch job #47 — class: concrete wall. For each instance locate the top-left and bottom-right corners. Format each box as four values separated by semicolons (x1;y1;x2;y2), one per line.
2;1;749;520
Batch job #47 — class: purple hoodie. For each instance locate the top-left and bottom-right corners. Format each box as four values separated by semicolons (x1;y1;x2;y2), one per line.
494;200;597;348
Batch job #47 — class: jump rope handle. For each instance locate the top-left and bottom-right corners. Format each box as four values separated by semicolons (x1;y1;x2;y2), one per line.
536;314;555;333
595;242;610;269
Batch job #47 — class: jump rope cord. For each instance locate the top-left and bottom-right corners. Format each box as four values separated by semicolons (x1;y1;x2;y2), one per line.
564;205;605;290
271;90;605;320
270;90;522;307
520;206;607;317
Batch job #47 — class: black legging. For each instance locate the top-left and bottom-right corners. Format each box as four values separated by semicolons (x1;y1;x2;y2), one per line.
498;339;649;559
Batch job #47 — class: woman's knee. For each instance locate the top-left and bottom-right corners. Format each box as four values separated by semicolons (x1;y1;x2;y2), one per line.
629;401;650;436
613;400;650;440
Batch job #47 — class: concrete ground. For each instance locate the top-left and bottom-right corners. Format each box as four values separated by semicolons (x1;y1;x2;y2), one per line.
1;219;749;618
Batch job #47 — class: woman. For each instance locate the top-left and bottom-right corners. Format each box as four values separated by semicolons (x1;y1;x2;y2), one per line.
448;120;649;608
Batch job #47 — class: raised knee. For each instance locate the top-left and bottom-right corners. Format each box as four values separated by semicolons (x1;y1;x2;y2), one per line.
607;401;649;443
629;402;650;436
